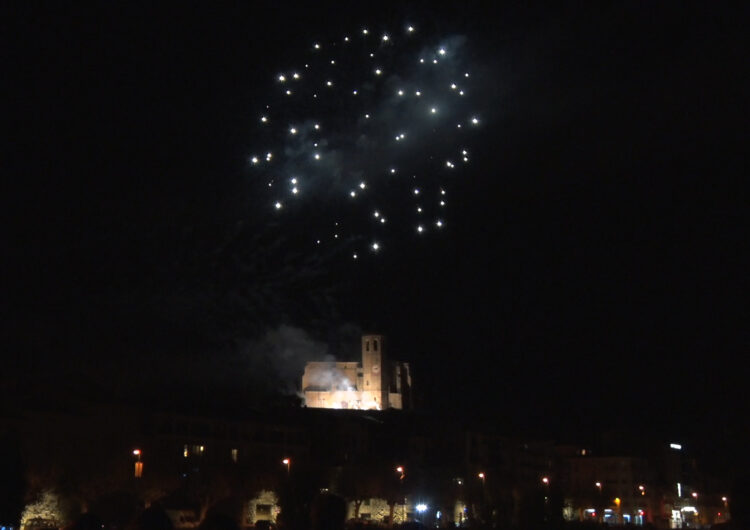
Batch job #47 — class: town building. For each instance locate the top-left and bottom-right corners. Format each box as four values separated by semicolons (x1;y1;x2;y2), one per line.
301;334;412;410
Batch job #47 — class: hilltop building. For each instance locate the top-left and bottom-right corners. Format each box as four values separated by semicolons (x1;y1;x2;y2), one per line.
301;334;412;410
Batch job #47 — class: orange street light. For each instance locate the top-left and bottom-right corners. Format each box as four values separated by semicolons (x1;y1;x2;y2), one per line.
282;458;291;474
396;466;405;480
595;481;602;491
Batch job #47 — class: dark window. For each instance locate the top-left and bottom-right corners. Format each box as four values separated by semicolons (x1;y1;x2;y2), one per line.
374;340;378;351
366;341;370;351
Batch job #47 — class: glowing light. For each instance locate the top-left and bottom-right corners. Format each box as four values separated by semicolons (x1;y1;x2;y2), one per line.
417;225;424;233
373;211;380;218
274;202;282;210
413;188;420;195
457;124;462;128
417;207;422;213
278;74;286;82
463;157;469;162
290;127;297;134
435;220;443;228
330;60;335;65
407;26;414;32
352;253;357;259
419;58;425;64
446;161;454;168
352;89;358;95
375;68;382;75
362;28;368;35
459;90;464;96
441;189;446;195
451;83;457;89
282;458;290;465
313;43;320;49
478;472;485;479
371;242;379;251
415;90;421;96
471;117;479;124
382;34;389;42
416;504;428;513
292;187;298;194
251;156;259;164
291;177;298;184
433;59;438;64
344;36;349;42
350;191;356;197
359;181;366;189
314;123;320;130
670;443;682;450
314;153;320;160
440;201;445;206
365;114;370;119
431;107;437;114
133;449;141;456
286;89;292;95
293;72;300;79
260;116;267;123
542;477;550;485
380;218;386;224
390;168;396;174
438;48;446;55
265;152;273;160
397;89;404;96
326;80;333;86
465;72;469;77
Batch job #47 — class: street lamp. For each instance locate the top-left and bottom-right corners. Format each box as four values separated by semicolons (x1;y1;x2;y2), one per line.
541;477;550;485
282;458;291;475
478;472;485;484
133;449;143;478
396;466;405;480
638;485;645;496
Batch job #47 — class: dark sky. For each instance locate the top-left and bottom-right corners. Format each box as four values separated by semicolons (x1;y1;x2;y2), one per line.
5;2;748;450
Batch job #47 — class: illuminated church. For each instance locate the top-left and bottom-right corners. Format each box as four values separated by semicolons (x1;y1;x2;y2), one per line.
301;334;412;410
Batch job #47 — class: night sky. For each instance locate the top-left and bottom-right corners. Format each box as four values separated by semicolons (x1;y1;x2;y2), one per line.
5;2;747;456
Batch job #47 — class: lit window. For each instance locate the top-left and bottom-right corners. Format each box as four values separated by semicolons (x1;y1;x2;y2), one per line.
183;445;189;458
231;448;238;463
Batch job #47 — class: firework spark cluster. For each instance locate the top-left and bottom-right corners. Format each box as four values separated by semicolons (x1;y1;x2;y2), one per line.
248;24;482;260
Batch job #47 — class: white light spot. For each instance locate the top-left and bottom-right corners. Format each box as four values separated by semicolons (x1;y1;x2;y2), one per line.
415;90;421;96
292;187;298;194
359;181;366;189
380;218;386;224
314;123;320;130
286;89;292;95
314;153;320;160
330;60;335;65
407;26;415;33
465;72;470;77
397;89;404;96
472;117;479;124
436;220;443;227
353;253;358;259
290;127;297;134
344;36;349;42
350;191;357;197
372;242;379;251
417;206;422;213
431;107;437;114
314;43;320;49
278;74;286;82
382;34;389;42
390;168;396;174
260;116;267;123
362;28;369;35
365;113;370;119
268;182;272;187
463;157;469;162
293;72;300;79
459;90;464;96
419;58;425;64
251;156;259;164
373;211;380;218
274;202;282;210
438;48;446;55
440;200;446;206
353;89;358;95
326;80;333;86
291;177;298;184
441;189;446;195
375;68;382;75
417;225;424;233
451;83;457;90
433;59;438;64
266;152;272;160
457;124;462;128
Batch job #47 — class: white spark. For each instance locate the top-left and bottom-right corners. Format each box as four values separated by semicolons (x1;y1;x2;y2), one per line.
420;58;425;64
415;90;421;96
290;177;298;184
417;206;422;213
290;127;297;134
433;59;438;64
465;72;470;77
407;25;415;33
463;157;469;162
372;242;379;251
362;28;369;35
344;36;349;42
314;43;320;49
251;156;259;164
471;117;479;124
330;60;336;65
314;153;320;160
274;201;282;210
266;152;272;160
414;188;420;195
334;233;338;238
326;80;333;86
438;48;446;55
451;83;457;90
375;68;382;75
459;90;464;96
441;189;446;195
390;168;396;174
440;200;446;206
373;211;380;218
292;187;298;194
268;182;272;187
260;116;268;123
380;218;386;224
430;107;437;114
417;225;424;233
382;34;389;42
457;124;462;128
350;191;357;197
365;113;370;119
293;72;300;79
462;150;468;155
353;253;358;259
397;89;404;96
359;181;366;189
314;123;320;129
286;89;292;95
352;89;358;95
278;74;286;82
436;220;443;227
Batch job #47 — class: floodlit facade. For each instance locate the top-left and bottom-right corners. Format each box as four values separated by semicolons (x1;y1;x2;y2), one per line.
301;334;412;410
